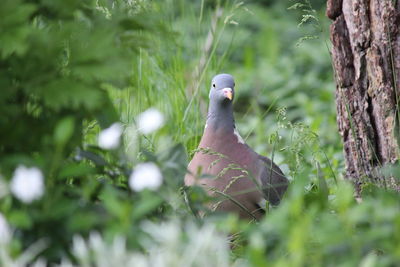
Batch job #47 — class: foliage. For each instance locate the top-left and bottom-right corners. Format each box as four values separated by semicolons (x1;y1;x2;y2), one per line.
1;0;399;266
0;0;172;262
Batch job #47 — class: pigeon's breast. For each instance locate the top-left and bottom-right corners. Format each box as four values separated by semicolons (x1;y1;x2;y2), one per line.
185;128;262;200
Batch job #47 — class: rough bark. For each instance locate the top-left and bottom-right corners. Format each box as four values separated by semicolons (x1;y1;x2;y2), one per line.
327;0;400;192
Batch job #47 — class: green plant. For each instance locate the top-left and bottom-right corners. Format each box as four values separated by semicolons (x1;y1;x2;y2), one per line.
0;0;171;262
1;0;399;266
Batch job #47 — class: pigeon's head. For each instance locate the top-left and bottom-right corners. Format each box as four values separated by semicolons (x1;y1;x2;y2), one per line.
209;74;235;104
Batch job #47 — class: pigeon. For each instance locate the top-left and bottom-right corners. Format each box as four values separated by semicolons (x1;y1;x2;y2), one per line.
185;74;288;220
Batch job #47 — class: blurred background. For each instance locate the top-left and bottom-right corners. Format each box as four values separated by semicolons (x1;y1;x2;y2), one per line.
125;0;343;180
2;0;399;266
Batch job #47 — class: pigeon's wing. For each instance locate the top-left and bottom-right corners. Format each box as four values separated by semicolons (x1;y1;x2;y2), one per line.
257;156;288;205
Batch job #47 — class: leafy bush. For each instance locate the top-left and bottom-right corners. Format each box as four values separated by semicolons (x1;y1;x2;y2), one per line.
0;0;173;262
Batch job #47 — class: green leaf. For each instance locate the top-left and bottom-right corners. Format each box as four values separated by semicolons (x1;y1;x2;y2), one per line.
54;116;75;146
76;149;108;166
101;187;130;219
132;193;163;220
0;0;36;58
59;162;96;179
9;210;33;229
68;211;98;232
38;79;102;111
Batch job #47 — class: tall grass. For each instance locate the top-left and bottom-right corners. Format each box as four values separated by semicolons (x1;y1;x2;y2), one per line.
105;0;340;167
102;0;343;221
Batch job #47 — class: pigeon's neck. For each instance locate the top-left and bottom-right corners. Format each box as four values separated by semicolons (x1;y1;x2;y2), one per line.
206;102;235;131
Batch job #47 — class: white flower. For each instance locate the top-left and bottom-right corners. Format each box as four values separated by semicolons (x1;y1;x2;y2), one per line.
10;165;44;203
137;108;164;134
129;162;163;191
98;123;123;150
72;235;89;261
0;212;11;244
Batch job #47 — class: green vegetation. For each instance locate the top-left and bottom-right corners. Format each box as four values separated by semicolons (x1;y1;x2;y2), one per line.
1;0;399;266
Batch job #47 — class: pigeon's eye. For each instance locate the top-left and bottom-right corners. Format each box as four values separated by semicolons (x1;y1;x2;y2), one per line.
212;84;216;88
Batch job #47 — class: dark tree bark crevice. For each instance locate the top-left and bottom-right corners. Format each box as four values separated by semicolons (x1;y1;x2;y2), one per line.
366;92;382;165
327;0;343;20
330;15;355;88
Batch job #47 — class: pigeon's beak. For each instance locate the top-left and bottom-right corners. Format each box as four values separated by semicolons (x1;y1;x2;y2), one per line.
223;88;233;101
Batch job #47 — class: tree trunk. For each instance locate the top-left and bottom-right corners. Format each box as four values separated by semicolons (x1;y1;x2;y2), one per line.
327;0;400;192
